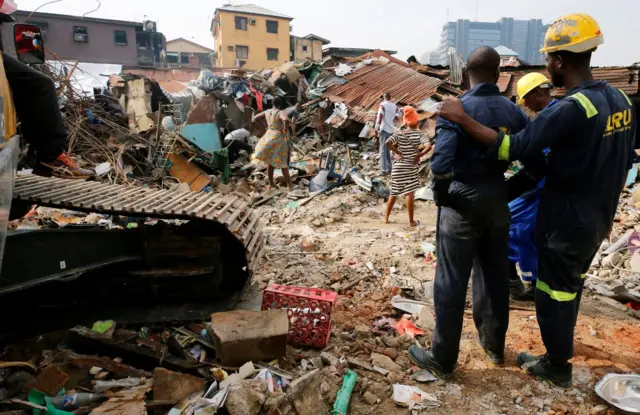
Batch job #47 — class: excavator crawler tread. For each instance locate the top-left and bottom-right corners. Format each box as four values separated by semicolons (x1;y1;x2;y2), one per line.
13;175;264;270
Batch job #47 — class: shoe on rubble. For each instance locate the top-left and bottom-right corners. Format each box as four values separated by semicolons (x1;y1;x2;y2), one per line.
517;352;572;389
40;153;94;179
408;345;453;380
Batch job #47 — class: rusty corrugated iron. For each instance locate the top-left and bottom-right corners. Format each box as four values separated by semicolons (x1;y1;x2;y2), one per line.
325;62;442;111
501;66;639;99
497;73;512;93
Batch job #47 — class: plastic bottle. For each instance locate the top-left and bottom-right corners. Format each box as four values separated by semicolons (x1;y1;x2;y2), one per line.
49;393;104;410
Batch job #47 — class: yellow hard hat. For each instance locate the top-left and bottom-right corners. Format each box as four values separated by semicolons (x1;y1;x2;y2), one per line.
540;13;603;54
517;73;552;104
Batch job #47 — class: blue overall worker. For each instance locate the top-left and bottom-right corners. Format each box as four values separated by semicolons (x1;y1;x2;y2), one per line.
408;46;530;379
436;14;636;388
508;73;558;301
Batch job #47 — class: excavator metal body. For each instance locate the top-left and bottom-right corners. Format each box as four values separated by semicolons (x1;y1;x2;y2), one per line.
0;7;263;341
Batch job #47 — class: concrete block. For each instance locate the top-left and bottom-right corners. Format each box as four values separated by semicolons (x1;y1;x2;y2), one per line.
211;309;288;366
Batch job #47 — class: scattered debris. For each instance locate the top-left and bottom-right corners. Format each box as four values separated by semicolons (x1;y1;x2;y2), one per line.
392;384;440;410
595;373;640;414
412;369;438;383
152;368;206;404
332;369;358;415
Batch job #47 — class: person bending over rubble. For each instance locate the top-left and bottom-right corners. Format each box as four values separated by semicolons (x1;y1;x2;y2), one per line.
252;97;295;191
383;106;431;226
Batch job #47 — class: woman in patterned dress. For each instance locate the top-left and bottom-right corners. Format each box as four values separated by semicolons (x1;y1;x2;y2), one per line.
252;97;294;190
383;106;432;226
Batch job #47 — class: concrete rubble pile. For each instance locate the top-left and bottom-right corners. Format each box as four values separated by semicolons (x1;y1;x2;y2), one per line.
585;172;640;316
5;55;640;415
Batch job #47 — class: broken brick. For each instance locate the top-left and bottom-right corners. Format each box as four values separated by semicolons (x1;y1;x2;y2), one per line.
25;365;68;396
152;368;205;404
210;309;288;366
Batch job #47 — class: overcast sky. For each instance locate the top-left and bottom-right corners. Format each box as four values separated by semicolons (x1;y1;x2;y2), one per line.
16;0;639;66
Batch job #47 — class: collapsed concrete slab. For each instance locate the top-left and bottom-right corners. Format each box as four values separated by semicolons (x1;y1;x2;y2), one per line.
210;309;288;366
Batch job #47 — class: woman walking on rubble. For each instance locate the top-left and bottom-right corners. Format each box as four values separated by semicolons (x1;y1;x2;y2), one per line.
252;97;295;191
383;106;431;227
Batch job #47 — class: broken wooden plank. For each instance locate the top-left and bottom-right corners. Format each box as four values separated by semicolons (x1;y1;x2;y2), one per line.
67;327;202;376
60;350;152;378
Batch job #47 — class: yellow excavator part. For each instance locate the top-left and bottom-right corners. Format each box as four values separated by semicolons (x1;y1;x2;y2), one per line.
0;53;17;140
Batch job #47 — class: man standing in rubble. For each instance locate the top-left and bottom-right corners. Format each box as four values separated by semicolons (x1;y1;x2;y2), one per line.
436;14;636;388
375;92;401;175
408;46;530;379
507;73;556;301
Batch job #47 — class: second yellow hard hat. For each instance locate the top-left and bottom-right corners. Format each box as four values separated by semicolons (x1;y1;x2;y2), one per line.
517;73;552;104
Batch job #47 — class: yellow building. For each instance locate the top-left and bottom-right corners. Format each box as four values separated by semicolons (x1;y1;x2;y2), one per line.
211;4;292;71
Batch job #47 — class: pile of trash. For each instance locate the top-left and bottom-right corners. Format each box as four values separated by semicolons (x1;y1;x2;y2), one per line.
43;59;320;192
0;283;448;415
586;168;640;316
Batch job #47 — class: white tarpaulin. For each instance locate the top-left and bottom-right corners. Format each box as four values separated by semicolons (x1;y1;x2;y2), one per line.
49;62;122;97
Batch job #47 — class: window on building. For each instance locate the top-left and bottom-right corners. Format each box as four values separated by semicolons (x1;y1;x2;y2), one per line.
73;26;88;42
228;45;234;52
235;16;248;30
199;54;210;65
302;45;308;52
114;30;127;45
266;20;278;33
236;45;248;59
181;54;190;64
267;48;279;61
166;52;179;64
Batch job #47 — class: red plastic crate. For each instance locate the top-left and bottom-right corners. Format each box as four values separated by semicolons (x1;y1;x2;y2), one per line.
261;284;338;348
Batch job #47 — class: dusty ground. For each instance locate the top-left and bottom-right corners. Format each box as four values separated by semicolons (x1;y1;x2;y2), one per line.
248;185;640;415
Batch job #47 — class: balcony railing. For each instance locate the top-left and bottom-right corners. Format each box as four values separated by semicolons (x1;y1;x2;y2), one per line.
164;62;213;70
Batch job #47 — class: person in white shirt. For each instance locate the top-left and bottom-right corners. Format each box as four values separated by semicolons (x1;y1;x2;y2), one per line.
375;92;401;175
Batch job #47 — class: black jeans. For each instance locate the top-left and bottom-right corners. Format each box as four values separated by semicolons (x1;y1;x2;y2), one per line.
3;53;66;162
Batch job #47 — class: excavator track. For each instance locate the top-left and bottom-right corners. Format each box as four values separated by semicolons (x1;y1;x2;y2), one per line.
12;174;264;269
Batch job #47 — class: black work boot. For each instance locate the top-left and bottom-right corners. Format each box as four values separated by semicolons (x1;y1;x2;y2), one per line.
512;283;535;302
408;346;453;380
517;353;573;389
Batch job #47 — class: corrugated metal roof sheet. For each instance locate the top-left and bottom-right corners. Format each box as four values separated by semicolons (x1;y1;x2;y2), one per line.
325;63;443;111
497;73;512;93
501;67;639;98
349;106;376;124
